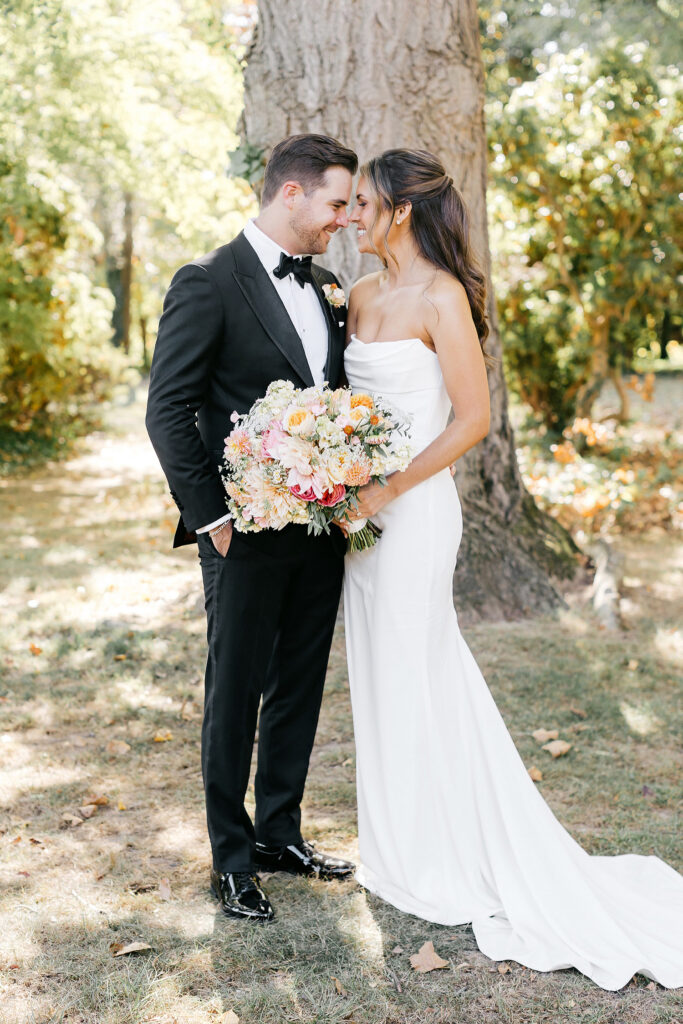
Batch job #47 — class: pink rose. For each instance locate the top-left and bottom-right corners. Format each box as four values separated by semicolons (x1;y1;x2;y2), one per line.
319;483;346;507
289;483;318;502
262;420;288;459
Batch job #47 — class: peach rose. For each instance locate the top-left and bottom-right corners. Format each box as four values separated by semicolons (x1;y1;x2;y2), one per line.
319;483;346;507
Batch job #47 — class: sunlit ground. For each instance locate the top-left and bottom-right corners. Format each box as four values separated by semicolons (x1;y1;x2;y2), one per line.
0;385;681;1024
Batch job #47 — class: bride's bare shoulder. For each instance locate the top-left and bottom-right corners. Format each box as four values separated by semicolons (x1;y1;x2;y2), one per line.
425;269;469;309
348;271;384;308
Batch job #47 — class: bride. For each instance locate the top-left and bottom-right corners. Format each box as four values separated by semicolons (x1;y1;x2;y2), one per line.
341;148;683;990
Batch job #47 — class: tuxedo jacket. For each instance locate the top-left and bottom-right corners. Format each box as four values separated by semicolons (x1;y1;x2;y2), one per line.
145;231;347;547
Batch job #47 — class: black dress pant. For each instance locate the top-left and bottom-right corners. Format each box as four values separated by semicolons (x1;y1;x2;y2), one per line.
197;525;344;872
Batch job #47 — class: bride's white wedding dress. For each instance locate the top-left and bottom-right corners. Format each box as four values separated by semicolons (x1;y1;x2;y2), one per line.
342;334;683;990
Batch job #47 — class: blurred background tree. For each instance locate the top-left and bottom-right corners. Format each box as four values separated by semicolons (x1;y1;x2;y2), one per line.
0;0;252;446
481;0;682;431
1;0;680;566
490;47;680;429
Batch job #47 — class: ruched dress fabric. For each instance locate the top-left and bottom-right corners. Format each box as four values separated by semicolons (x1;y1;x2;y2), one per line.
342;334;683;990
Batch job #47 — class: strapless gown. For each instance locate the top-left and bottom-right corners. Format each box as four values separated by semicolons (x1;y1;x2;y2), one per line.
342;334;683;990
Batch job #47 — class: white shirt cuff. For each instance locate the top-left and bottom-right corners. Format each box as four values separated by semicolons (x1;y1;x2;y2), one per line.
196;513;231;534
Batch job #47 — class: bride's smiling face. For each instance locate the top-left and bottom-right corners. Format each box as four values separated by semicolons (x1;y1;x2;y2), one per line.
349;176;394;258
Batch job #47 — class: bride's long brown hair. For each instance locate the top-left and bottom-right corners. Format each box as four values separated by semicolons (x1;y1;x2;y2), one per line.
361;148;489;352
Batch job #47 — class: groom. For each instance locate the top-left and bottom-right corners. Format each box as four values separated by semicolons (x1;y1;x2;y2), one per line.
146;134;358;920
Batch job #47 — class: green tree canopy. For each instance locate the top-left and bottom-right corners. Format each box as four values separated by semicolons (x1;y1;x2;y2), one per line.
1;0;251;437
489;46;681;429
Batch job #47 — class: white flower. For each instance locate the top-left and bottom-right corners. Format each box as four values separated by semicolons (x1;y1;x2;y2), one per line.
322;282;346;308
320;446;354;485
314;415;346;449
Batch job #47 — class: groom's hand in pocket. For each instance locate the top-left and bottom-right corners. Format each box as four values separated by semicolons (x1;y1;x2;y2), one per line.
211;520;233;557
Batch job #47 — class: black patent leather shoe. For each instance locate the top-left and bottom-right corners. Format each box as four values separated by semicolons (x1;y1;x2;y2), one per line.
255;839;355;880
210;868;275;921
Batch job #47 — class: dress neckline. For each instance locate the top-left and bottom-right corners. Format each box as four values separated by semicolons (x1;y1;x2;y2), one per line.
349;334;436;353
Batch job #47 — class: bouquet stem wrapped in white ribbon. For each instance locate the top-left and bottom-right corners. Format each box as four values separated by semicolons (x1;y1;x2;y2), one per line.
221;380;414;552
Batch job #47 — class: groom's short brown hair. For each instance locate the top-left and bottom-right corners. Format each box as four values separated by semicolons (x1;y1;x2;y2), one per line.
261;134;358;206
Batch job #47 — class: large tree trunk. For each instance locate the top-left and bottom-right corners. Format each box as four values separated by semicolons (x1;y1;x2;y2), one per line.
242;0;579;619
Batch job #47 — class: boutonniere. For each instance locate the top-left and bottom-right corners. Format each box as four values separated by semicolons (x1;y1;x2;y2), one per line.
322;282;346;308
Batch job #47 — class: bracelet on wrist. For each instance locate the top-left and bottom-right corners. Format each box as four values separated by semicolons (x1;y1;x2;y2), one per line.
209;520;230;538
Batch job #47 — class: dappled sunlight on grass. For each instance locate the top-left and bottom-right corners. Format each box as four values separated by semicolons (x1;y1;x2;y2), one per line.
619;700;663;737
1;388;681;1022
42;544;93;567
1;733;86;803
338;891;385;965
653;627;683;666
555;607;590;634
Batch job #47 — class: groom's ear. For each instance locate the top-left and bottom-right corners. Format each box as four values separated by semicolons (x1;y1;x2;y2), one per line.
282;181;304;208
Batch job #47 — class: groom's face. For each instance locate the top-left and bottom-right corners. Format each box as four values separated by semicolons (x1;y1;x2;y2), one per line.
289;167;352;254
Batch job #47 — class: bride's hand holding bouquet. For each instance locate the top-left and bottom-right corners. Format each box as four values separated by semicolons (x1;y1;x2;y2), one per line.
221;380;413;552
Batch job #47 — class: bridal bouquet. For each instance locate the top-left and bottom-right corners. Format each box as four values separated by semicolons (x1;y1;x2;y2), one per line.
221;380;413;551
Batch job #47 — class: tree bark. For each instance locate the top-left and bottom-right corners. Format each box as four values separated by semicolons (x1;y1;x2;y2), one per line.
575;319;610;420
242;0;579;619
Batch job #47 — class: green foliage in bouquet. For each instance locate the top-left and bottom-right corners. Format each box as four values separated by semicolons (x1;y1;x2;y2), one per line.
489;46;681;430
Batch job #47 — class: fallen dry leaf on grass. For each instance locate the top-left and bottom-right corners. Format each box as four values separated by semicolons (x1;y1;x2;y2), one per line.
332;976;348;996
95;852;117;880
85;795;109;806
10;835;22;845
158;878;172;901
61;814;82;829
528;765;543;782
409;941;449;973
221;1012;240;1024
113;654;127;661
532;728;558;744
153;730;173;743
110;940;152;957
498;962;511;974
542;739;572;758
78;804;97;819
568;705;587;718
391;945;404;954
106;739;131;755
29;643;42;656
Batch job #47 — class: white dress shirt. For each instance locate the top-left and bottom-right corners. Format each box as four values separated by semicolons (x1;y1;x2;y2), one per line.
197;219;329;534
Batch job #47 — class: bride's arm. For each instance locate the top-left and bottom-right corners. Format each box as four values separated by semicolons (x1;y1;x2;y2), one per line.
353;279;490;517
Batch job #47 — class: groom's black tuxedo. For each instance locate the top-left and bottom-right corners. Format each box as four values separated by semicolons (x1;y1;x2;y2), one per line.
146;230;346;872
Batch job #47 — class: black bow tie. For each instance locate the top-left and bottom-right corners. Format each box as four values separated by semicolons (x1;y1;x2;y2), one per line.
273;252;314;288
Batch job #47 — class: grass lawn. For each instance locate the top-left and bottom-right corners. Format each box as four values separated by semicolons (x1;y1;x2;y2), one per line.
0;388;681;1024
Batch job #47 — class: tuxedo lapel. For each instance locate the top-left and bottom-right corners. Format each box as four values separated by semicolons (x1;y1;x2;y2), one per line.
231;233;315;387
